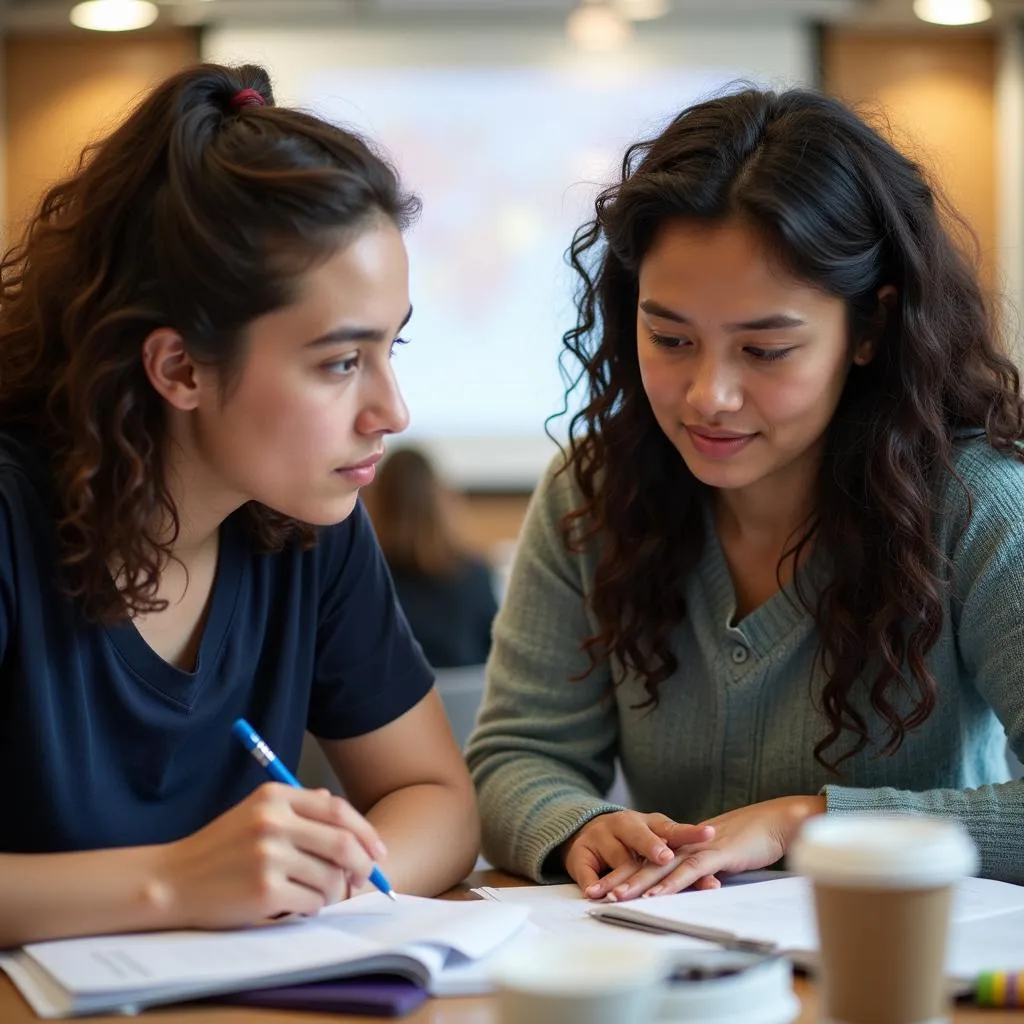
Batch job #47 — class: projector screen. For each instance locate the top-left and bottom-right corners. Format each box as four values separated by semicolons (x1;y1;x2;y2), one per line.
205;23;813;489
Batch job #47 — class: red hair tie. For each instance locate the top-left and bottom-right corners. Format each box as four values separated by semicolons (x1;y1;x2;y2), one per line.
230;88;265;110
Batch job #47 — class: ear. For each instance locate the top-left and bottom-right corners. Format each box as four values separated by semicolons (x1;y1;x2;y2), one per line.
141;328;202;411
852;285;898;367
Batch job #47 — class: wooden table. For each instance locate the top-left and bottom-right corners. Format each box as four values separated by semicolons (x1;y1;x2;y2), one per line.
1;871;1019;1023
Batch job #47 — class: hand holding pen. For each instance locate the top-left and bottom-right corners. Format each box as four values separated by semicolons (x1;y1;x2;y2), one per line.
148;722;394;931
232;718;396;901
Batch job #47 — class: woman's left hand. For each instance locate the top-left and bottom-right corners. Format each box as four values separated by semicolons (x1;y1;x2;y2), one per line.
584;795;826;902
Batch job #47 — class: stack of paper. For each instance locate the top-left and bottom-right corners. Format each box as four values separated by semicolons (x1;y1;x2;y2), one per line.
477;874;1024;992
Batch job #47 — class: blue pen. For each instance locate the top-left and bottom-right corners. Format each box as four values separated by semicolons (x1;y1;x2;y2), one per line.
232;718;397;901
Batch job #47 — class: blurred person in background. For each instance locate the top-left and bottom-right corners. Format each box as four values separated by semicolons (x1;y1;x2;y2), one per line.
367;447;498;668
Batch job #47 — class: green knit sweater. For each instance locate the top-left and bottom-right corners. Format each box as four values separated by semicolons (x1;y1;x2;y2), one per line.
466;438;1024;884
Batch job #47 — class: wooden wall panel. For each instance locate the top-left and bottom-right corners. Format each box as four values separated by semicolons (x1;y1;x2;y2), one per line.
3;31;200;242
822;31;997;290
457;493;530;558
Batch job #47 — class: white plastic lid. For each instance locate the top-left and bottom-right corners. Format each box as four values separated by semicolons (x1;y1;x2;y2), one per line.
493;935;669;995
657;952;800;1024
790;814;978;889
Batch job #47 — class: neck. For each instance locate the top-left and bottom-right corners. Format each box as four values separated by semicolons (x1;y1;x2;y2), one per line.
159;422;246;563
713;443;821;551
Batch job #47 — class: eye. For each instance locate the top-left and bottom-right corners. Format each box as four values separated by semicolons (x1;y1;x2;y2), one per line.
390;335;410;357
324;354;360;376
648;332;692;350
746;347;794;363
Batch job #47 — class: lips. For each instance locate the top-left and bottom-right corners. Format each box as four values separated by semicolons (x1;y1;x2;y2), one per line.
683;426;757;460
686;426;754;440
337;452;384;473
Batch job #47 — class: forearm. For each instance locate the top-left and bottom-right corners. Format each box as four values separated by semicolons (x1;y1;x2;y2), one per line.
823;780;1024;882
366;780;480;896
473;757;626;882
0;847;173;948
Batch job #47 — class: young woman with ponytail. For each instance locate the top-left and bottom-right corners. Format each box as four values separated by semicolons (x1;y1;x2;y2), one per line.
0;63;478;945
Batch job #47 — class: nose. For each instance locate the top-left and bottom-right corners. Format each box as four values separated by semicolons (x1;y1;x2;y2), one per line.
686;352;743;419
357;361;410;436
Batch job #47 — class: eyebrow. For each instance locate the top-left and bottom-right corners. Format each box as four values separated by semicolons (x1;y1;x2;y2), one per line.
639;299;806;333
304;305;413;348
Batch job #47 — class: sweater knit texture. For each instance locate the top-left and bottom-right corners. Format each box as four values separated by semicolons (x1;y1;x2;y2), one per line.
465;439;1024;883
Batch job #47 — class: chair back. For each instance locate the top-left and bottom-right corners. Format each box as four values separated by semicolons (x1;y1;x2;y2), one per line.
433;664;488;751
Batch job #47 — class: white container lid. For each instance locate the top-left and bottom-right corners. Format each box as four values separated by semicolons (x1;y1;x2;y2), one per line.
657;951;800;1024
493;935;669;996
790;814;978;889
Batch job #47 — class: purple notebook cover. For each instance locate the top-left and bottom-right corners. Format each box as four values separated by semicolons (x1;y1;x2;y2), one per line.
208;975;428;1017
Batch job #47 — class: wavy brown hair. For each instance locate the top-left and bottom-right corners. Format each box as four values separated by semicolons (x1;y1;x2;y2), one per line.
559;88;1024;769
0;62;419;624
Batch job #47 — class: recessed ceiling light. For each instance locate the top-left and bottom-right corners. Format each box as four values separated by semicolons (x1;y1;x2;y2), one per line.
614;0;671;20
567;1;634;52
912;0;993;26
69;0;159;32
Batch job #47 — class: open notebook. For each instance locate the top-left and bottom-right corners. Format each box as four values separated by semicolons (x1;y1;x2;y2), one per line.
0;892;530;1019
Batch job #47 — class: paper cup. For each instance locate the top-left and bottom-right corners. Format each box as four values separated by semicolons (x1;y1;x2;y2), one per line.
791;815;978;1024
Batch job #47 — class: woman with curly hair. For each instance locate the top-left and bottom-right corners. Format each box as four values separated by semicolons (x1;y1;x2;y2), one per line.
466;87;1024;897
0;63;479;946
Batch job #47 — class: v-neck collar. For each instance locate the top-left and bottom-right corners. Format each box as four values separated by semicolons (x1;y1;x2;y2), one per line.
698;504;825;656
103;518;245;710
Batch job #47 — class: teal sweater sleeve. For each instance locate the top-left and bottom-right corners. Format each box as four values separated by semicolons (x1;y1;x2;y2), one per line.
824;444;1024;882
465;457;626;881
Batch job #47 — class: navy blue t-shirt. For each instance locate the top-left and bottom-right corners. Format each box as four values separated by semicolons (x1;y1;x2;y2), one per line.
0;434;434;854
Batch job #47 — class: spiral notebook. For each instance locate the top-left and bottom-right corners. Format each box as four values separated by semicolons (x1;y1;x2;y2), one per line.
0;892;529;1019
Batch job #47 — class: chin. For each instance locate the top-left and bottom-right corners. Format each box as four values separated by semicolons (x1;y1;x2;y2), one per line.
311;493;362;526
687;469;754;490
677;452;762;491
262;492;360;527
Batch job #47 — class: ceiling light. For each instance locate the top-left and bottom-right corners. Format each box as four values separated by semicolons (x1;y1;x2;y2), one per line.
614;0;671;19
912;0;992;25
69;0;159;32
567;1;634;52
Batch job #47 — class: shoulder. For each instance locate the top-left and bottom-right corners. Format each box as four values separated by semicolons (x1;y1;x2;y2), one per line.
937;433;1024;568
941;434;1024;523
524;449;583;533
540;447;579;504
510;447;605;590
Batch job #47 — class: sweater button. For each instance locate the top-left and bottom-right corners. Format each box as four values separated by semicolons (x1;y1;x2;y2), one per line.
731;644;749;664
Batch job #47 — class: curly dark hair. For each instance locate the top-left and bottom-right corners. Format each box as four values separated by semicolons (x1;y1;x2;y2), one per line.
0;62;419;624
560;87;1024;770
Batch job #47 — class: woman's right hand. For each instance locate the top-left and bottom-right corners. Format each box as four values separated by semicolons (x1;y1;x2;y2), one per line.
562;810;716;899
152;783;387;929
